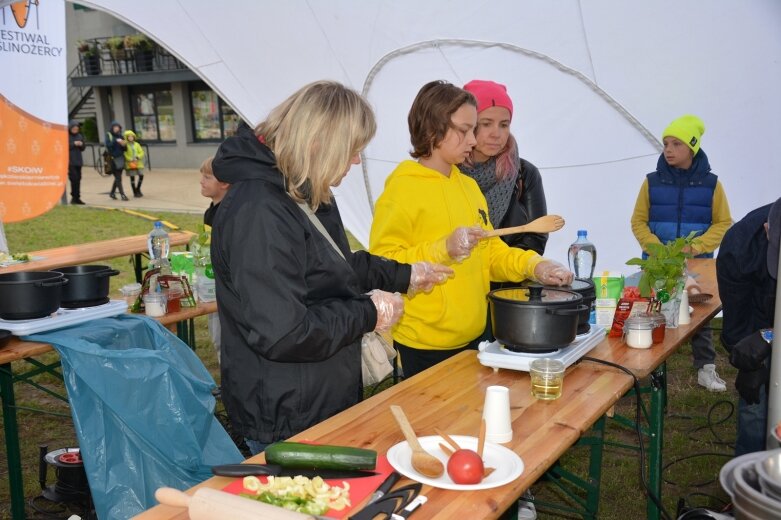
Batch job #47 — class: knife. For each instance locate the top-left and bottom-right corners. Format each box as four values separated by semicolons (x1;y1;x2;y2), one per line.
366;471;401;505
391;495;427;519
212;463;379;480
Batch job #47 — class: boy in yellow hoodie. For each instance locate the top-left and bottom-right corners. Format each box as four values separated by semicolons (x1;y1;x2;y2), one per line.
370;80;573;378
123;129;146;197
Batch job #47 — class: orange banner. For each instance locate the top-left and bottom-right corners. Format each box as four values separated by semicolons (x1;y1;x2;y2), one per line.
0;94;67;222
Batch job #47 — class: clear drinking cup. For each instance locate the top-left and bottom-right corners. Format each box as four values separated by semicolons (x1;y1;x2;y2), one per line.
529;358;565;400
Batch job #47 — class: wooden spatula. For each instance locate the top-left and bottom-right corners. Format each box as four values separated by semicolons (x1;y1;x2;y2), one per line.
390;405;444;478
484;214;565;238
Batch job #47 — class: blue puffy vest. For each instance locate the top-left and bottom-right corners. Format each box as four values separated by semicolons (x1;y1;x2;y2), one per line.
646;150;717;259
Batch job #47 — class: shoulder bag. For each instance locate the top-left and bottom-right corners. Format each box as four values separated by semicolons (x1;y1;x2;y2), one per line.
296;201;396;386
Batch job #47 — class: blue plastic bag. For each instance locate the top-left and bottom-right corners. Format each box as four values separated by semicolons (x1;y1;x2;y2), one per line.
25;314;243;520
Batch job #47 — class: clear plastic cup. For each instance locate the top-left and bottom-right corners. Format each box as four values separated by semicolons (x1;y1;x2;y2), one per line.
529;358;565;400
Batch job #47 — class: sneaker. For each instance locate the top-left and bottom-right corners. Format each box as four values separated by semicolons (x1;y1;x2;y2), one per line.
697;364;726;392
120;194;129;201
71;199;86;205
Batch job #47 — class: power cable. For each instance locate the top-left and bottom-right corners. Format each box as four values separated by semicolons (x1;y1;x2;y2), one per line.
580;356;673;520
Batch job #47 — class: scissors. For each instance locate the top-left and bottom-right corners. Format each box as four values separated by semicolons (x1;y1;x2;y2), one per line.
349;482;425;520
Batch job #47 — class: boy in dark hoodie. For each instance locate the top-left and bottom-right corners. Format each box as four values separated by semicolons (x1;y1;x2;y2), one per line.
104;120;128;200
631;114;732;391
68;119;86;205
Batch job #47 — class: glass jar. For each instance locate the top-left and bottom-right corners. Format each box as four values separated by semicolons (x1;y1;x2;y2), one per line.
143;293;167;317
640;312;666;344
624;316;654;349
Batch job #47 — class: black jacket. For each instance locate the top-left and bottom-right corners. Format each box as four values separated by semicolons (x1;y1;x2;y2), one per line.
717;203;777;403
68;121;85;167
498;159;548;255
211;123;411;442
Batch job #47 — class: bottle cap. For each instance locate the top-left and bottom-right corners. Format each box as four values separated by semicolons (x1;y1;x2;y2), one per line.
577;229;587;236
154;221;162;228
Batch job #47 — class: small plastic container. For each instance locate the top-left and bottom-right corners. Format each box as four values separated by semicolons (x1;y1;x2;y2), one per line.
143;293;167;317
119;283;142;306
649;313;666;344
529;358;565;400
624;316;654;349
165;287;183;314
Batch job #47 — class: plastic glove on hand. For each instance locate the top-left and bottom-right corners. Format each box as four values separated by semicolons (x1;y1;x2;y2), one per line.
408;261;454;297
447;226;486;262
534;260;574;286
369;290;404;332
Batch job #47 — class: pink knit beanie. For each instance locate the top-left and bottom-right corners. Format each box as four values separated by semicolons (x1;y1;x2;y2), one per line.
463;80;514;119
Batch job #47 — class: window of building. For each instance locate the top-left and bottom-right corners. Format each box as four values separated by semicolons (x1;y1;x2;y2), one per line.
130;85;175;142
190;83;240;142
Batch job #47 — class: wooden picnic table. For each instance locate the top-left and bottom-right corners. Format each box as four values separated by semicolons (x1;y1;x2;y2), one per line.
0;231;196;282
135;259;721;520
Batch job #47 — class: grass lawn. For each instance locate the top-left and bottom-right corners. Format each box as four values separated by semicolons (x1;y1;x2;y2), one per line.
0;205;739;518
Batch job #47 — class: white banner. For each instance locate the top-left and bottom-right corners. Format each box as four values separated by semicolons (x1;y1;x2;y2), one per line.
0;0;67;223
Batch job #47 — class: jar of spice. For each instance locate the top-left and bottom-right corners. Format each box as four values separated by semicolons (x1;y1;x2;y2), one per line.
143;293;167;317
624;316;654;349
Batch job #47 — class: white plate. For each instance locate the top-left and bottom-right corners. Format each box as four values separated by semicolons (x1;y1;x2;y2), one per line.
386;435;523;490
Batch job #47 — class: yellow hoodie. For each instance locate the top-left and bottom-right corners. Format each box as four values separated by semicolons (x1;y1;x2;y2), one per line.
370;160;544;350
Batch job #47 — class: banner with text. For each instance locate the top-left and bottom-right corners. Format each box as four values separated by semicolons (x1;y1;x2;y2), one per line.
0;0;66;223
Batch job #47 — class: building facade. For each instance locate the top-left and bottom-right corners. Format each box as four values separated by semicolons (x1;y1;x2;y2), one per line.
67;4;240;168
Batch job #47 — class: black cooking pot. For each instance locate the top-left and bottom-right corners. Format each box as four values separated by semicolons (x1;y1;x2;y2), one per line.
488;285;586;352
53;265;120;305
0;271;68;320
569;278;596;334
517;279;595;335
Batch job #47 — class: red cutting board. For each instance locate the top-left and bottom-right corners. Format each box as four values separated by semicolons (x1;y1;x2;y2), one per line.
222;455;394;519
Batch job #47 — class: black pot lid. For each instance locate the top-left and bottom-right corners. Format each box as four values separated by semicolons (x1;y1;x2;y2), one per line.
490;285;582;304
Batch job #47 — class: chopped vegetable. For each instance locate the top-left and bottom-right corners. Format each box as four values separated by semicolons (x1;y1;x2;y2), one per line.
240;475;351;514
0;252;29;264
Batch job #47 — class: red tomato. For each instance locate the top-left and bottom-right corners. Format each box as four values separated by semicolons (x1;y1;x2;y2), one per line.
446;449;484;484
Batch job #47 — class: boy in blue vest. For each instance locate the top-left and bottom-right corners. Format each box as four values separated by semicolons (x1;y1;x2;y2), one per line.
631;114;732;391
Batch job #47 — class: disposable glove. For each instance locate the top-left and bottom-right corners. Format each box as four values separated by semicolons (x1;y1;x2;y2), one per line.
534;260;574;286
408;261;454;297
369;290;404;332
445;225;486;263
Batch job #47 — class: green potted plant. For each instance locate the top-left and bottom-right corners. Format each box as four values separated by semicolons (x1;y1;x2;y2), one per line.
77;40;100;75
106;36;126;60
125;34;155;71
626;231;699;327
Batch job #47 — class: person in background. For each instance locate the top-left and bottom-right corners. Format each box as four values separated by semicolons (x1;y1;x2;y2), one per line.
459;80;548;256
631;114;732;391
210;81;452;453
67;119;86;205
370;80;573;379
200;156;230;228
717;197;779;455
123;130;145;198
199;156;230;363
105;121;128;201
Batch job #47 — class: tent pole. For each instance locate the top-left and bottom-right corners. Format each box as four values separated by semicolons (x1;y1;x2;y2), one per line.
766;239;781;449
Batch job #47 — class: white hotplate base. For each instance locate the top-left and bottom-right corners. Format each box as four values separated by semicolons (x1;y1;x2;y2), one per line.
477;325;606;372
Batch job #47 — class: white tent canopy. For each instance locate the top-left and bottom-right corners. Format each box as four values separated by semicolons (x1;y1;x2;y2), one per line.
80;0;781;271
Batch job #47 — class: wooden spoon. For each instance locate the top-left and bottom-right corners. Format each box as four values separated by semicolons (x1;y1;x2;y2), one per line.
434;427;461;452
477;418;486;459
484;214;565;238
390;405;444;478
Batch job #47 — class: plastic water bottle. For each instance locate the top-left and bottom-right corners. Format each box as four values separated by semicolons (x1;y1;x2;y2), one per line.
147;221;171;270
568;229;597;279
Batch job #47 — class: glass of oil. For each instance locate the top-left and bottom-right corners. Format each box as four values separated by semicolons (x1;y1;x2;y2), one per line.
529;358;565;400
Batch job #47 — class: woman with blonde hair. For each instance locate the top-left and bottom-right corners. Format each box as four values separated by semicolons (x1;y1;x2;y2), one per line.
211;81;451;452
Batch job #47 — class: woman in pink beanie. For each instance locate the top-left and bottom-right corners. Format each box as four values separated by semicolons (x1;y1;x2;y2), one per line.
459;80;549;257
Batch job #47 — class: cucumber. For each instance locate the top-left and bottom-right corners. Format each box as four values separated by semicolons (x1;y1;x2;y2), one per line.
265;442;377;470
